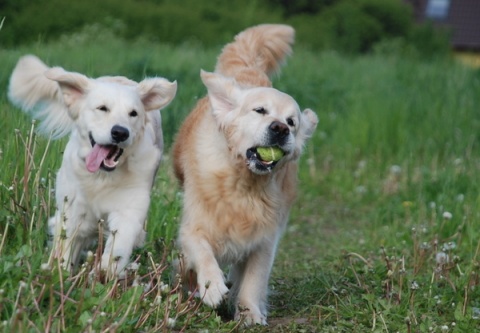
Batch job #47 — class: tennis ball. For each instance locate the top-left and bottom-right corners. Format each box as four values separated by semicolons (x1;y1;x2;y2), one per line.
257;146;285;162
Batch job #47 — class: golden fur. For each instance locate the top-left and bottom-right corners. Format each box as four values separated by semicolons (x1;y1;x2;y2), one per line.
172;24;318;325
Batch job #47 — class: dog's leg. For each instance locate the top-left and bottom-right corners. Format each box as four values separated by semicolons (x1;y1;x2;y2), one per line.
180;236;229;308
230;239;277;326
101;212;146;278
48;211;90;272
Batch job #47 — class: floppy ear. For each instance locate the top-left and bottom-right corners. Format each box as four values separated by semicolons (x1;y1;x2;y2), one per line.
200;70;242;119
299;108;318;139
137;78;177;111
45;67;90;110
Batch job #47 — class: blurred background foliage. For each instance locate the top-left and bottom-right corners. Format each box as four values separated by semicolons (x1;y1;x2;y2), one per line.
1;0;450;57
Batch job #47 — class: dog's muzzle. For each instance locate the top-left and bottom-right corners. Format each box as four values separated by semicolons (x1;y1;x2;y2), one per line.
245;121;291;174
86;132;124;173
246;146;286;174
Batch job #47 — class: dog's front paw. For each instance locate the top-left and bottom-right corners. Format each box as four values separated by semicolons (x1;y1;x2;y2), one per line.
198;278;229;308
235;305;268;326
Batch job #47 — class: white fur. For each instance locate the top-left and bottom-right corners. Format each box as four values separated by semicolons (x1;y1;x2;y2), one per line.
8;55;177;277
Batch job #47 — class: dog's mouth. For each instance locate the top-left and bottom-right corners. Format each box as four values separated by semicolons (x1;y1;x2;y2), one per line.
86;133;124;173
245;146;285;174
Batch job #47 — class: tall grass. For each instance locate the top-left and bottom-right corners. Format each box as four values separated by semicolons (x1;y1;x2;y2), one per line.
1;33;480;332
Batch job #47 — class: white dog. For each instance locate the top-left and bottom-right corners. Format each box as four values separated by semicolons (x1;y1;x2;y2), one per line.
173;25;318;325
8;55;177;277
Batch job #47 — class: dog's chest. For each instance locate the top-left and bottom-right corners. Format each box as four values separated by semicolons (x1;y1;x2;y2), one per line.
210;186;288;261
77;168;144;206
205;180;284;241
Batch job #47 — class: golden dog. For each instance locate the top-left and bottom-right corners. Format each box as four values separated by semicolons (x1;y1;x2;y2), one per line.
172;24;318;325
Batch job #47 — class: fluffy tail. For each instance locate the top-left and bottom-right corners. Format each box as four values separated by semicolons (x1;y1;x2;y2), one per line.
8;55;73;138
214;24;295;88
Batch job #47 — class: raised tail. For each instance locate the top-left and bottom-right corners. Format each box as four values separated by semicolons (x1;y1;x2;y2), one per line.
214;24;295;88
8;55;73;138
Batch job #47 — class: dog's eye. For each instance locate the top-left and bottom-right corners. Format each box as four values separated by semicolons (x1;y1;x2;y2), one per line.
287;118;295;127
129;110;138;117
97;105;108;112
253;107;267;115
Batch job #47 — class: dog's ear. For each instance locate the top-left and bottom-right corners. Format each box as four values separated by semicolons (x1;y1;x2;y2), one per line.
200;70;242;118
45;68;90;111
299;108;318;140
137;78;177;111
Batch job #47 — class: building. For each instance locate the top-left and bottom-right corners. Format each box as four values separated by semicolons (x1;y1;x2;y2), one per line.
404;0;480;50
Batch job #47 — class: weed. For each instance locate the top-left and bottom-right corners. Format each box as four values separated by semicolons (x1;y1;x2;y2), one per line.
1;36;480;332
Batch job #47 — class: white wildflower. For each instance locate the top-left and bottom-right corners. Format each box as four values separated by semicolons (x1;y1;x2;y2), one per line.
143;281;152;293
86;251;94;261
160;282;170;294
167;318;176;328
442;242;456;251
410;281;419;290
442;211;453;220
358;160;367;170
40;263;51;271
436;252;449;264
472;307;480;319
420;242;431;250
355;185;367;194
127;262;140;271
390;165;401;174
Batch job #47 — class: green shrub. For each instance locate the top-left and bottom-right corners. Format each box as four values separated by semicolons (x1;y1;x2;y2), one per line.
0;0;450;57
407;21;452;58
359;0;412;37
267;0;336;17
0;0;281;47
290;0;415;54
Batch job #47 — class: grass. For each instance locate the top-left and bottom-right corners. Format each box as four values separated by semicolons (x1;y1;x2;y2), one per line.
1;31;480;332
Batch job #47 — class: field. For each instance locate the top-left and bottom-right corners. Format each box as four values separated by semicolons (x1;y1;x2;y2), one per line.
1;31;480;332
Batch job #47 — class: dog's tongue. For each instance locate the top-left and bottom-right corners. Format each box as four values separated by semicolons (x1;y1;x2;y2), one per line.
86;144;110;173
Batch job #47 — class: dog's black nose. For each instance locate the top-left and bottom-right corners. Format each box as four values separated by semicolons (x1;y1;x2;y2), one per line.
269;121;290;139
111;125;129;143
